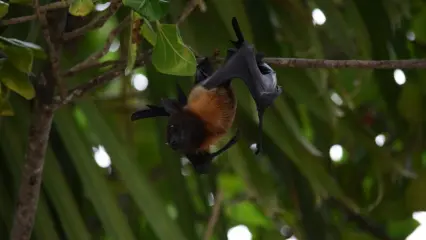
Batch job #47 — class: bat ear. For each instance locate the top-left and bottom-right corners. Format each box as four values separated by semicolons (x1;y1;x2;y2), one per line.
130;104;169;121
161;98;183;114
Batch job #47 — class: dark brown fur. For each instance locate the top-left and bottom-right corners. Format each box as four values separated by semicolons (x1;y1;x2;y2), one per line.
166;84;236;154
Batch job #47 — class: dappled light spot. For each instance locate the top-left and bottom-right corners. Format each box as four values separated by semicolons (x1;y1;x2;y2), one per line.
375;134;386;147
312;8;326;25
131;73;149;91
166;204;178;220
279;225;293;239
227;225;252;240
109;40;120;52
93;145;111;168
407;31;416;41
208;192;215;206
250;143;257;153
329;144;343;162
330;92;343;106
95;2;111;12
407;211;426;240
180;157;191;176
394;69;406;85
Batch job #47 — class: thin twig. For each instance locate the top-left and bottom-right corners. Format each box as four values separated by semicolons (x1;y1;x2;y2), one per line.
176;0;206;25
64;16;131;77
62;60;124;78
203;190;224;240
51;65;127;109
263;57;426;69
0;2;69;26
329;199;393;240
62;0;123;41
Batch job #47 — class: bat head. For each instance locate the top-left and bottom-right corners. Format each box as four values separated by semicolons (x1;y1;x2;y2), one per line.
162;99;207;153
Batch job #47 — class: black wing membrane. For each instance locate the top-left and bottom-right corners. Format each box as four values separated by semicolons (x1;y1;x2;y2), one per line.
130;104;169;121
130;57;214;122
199;17;282;154
195;57;215;84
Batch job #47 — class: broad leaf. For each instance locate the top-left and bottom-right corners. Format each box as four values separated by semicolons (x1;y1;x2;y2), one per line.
387;218;420;240
225;201;272;228
0;43;33;73
406;170;426;211
151;23;196;76
0;36;46;59
397;82;422;124
69;0;94;17
141;21;157;46
9;0;31;5
0;62;35;99
0;89;13;116
123;0;169;21
0;0;8;19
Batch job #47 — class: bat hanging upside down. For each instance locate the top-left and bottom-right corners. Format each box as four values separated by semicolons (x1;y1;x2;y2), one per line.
131;17;282;174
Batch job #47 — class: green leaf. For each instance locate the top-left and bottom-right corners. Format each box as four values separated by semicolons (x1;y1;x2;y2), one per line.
0;98;14;116
397;82;423;124
387;218;420;239
225;201;271;227
69;0;94;17
141;21;157;46
0;1;9;19
123;0;169;21
9;0;31;5
54;109;137;240
151;23;196;76
218;173;246;200
0;62;35;99
406;170;426;211
0;43;33;73
0;36;46;59
79;101;188;240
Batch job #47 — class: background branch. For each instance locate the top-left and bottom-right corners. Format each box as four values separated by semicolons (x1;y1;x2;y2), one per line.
203;190;224;240
0;2;69;26
263;57;426;69
64;16;131;77
34;0;65;98
62;0;123;41
52;65;127;109
176;0;206;25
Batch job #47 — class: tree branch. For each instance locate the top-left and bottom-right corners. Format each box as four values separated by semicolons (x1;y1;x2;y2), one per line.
62;0;123;41
176;0;206;25
63;16;131;77
263;57;426;69
51;64;127;109
9;84;54;240
62;60;124;78
203;190;224;240
329;199;393;240
0;2;69;26
34;0;65;98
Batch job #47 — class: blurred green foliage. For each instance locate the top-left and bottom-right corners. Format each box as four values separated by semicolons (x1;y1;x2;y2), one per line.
1;0;426;239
